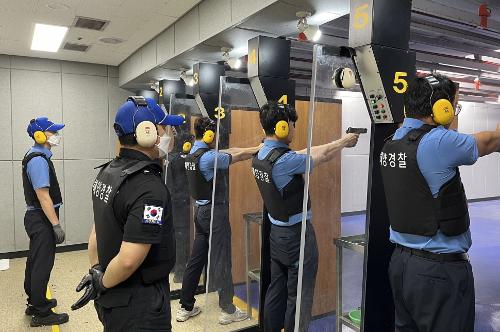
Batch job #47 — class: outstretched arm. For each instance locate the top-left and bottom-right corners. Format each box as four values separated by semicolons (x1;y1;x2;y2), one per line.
298;134;359;166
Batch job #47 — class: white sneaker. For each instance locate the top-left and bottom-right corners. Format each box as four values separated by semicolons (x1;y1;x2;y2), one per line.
176;306;201;322
219;307;248;325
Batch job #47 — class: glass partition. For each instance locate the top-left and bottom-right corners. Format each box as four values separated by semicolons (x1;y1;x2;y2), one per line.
167;94;203;294
294;44;367;332
202;76;262;331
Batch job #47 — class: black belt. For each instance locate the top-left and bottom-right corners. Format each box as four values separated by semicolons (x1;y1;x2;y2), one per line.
396;244;469;262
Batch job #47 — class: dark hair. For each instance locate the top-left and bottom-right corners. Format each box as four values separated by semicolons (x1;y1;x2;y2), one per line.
259;101;298;136
404;74;458;119
173;131;194;152
118;133;137;146
194;117;216;139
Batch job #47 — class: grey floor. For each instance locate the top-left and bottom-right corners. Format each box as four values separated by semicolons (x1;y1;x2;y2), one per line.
0;250;257;331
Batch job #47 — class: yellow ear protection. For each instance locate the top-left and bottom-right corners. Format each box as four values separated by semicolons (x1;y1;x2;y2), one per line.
29;119;47;144
202;119;216;144
128;96;158;148
274;104;290;139
182;141;192;153
203;130;215;144
425;76;455;126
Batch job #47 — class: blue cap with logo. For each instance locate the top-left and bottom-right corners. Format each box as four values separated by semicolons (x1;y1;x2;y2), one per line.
27;117;65;138
145;98;184;126
114;96;184;137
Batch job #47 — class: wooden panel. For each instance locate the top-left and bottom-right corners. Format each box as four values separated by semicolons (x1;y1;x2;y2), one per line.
292;100;341;316
229;111;264;283
228;101;341;317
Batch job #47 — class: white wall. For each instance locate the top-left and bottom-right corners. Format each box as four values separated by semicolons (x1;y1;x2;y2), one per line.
458;102;500;200
0;55;131;253
340;93;372;213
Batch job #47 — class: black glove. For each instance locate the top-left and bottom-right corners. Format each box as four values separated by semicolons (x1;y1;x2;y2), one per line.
71;265;107;310
52;224;65;244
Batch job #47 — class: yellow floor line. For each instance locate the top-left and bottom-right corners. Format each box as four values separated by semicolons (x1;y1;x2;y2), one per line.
233;295;259;321
45;287;60;332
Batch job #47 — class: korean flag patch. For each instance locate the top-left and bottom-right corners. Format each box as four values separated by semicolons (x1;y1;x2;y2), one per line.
142;204;164;225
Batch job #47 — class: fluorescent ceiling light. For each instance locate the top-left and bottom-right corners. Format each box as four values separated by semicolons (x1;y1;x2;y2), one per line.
465;54;475;59
494;49;500;52
31;23;68;52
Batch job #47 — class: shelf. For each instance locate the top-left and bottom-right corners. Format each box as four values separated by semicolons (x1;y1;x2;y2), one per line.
248;269;260;282
339;313;361;331
243;212;263;225
334;234;366;254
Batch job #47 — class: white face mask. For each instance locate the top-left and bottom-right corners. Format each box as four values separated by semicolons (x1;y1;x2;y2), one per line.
47;133;61;147
156;133;171;158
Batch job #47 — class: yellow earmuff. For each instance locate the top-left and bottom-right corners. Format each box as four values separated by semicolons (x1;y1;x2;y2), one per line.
202;130;215;144
432;99;454;126
179;113;187;124
275;120;289;139
182;141;192;153
425;75;455;126
135;121;158;148
33;131;47;144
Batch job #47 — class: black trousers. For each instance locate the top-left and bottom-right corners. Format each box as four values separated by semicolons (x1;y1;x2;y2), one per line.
95;279;171;332
23;209;57;315
179;203;236;313
171;199;190;281
389;247;475;332
264;222;319;332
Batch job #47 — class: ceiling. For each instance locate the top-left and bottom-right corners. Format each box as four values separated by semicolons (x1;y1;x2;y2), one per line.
123;0;500;103
0;0;201;65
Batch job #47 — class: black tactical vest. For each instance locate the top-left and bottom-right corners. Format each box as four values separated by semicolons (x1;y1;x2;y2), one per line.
252;148;311;222
167;152;190;202
380;124;470;236
22;152;62;208
92;156;175;284
184;148;228;204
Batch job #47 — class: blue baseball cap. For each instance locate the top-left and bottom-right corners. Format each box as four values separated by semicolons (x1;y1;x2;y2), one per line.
145;98;184;126
114;99;157;136
27;117;65;138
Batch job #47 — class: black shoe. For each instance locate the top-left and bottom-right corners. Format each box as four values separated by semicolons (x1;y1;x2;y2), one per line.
30;312;69;327
25;299;58;316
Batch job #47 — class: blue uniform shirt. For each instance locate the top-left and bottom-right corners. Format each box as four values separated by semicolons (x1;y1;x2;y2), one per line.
190;140;231;205
389;118;478;253
25;145;62;210
257;139;314;226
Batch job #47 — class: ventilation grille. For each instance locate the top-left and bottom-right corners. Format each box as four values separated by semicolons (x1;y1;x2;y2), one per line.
62;43;90;52
73;16;109;31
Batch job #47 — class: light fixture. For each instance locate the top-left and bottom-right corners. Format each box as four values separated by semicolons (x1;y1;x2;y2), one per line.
222;47;242;70
31;23;68;52
180;70;194;87
495;49;500;52
296;11;322;42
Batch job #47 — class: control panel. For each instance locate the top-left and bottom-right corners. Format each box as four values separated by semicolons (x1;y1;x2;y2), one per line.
353;45;394;124
367;90;391;122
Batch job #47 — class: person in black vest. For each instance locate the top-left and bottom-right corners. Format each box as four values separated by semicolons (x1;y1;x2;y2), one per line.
23;117;69;327
380;74;500;332
252;102;358;332
167;131;195;283
71;96;183;331
177;117;261;325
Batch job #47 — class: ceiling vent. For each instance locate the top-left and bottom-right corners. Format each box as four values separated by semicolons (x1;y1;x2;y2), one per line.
73;16;109;31
62;42;90;52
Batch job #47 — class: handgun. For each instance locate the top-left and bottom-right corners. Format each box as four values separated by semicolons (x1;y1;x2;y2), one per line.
346;127;368;134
